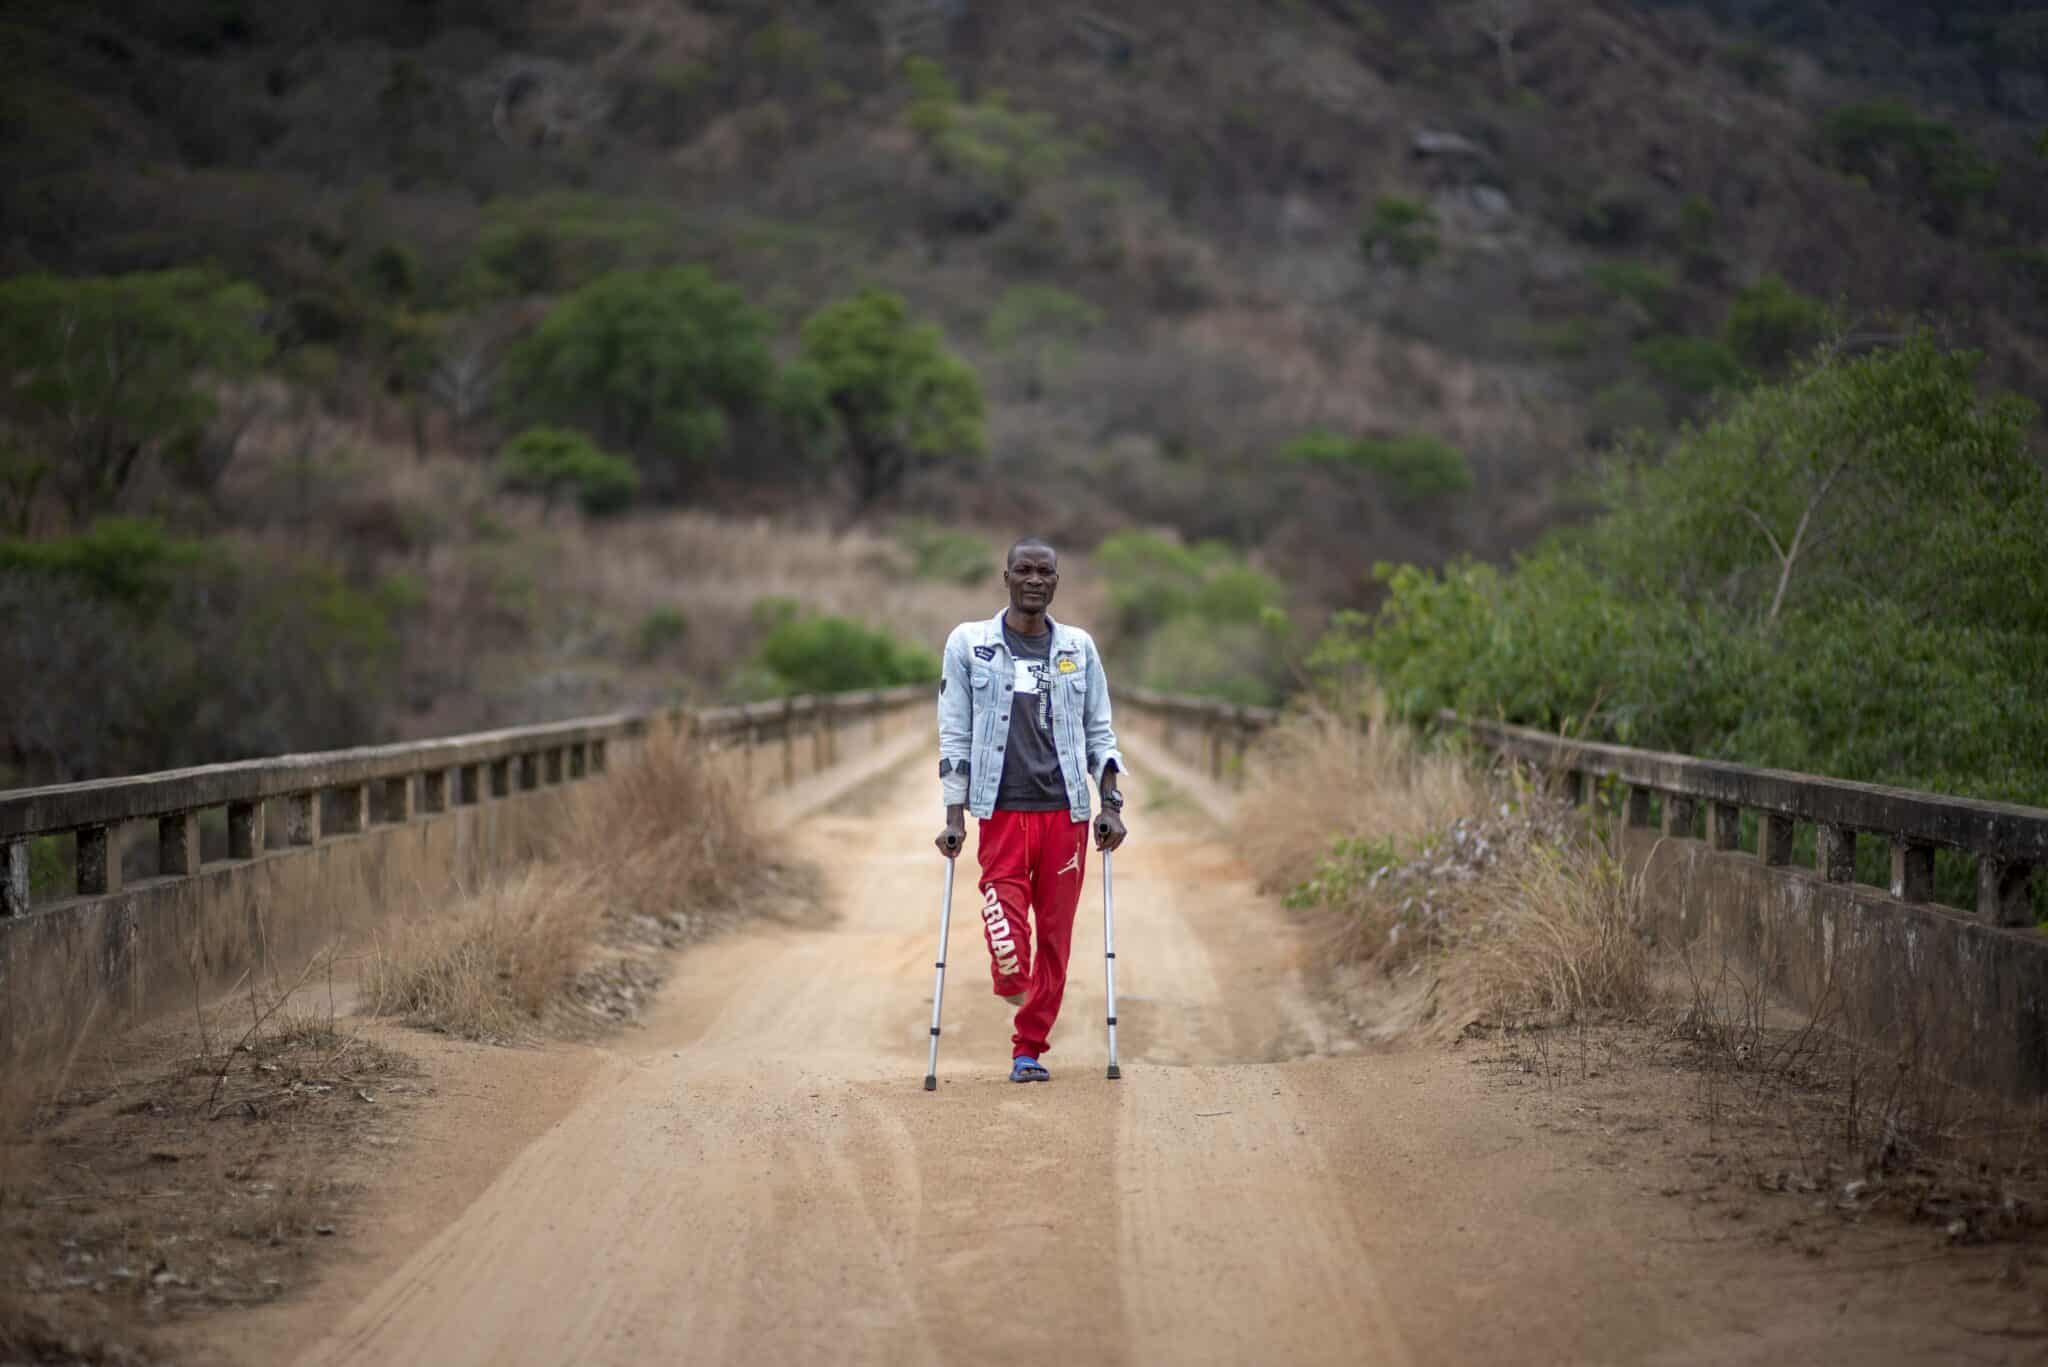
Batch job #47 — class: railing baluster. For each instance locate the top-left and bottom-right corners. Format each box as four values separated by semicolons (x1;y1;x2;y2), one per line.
1663;795;1699;839
77;824;121;895
1889;840;1935;903
3;840;28;915
1758;813;1795;866
1707;802;1741;851
1979;857;2036;928
285;792;320;846
378;775;412;824
159;810;200;876
1817;822;1856;883
332;783;368;835
229;800;264;859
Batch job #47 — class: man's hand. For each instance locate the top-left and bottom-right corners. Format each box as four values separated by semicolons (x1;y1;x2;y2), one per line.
935;822;965;859
1093;808;1127;853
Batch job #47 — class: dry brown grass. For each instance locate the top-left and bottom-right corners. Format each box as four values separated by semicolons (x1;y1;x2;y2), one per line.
213;421;1069;742
1241;699;1649;1034
1443;833;1652;1028
1237;696;1489;897
364;727;764;1040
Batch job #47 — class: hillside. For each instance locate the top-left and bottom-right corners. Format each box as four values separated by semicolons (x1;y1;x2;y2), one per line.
3;0;2047;777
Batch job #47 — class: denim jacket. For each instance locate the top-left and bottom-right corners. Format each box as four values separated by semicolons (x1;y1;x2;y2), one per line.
937;610;1123;824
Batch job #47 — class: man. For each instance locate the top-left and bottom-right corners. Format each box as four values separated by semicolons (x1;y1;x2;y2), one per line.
935;538;1127;1083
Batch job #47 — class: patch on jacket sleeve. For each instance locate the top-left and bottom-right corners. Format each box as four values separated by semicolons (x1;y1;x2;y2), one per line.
939;758;971;779
972;644;997;661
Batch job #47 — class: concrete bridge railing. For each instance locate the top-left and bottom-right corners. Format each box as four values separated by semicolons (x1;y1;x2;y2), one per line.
0;686;925;1070
1122;691;2048;1095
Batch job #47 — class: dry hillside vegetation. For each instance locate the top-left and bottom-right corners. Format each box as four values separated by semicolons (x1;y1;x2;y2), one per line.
224;417;1034;745
10;0;2044;619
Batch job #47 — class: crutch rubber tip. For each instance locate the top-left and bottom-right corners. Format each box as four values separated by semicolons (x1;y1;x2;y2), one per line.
923;1074;938;1091
1106;1064;1122;1080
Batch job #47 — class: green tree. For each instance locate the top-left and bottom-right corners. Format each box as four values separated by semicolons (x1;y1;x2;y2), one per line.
901;57;1069;232
504;267;773;476
787;288;985;507
1323;336;2048;816
497;427;640;517
0;269;269;523
986;285;1103;398
1724;276;1831;372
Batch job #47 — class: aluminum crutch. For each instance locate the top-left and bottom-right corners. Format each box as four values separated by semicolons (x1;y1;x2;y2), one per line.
1102;847;1122;1081
923;854;957;1092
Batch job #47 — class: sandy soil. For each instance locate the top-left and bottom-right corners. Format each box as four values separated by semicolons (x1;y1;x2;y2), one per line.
162;745;2044;1367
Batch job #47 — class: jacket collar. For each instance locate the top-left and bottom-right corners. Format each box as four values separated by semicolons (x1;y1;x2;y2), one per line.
980;607;1070;650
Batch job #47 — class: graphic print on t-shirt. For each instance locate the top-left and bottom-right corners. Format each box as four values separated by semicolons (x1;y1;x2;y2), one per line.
1013;655;1053;735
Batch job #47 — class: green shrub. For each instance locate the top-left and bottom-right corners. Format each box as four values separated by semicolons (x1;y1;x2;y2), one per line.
1584;381;1669;446
752;613;937;696
902;57;1070;229
985;284;1103;395
1094;530;1238;638
0;517;216;607
1633;335;1748;396
1587;260;1679;328
460;193;676;300
1;528;404;781
1135;618;1286;707
636;605;688;661
505;267;772;472
1724;276;1830;372
1520;316;1597;359
1822;101;1998;232
1094;530;1291;703
1282;431;1473;500
497;427;640;517
895;521;993;586
1361;195;1439;269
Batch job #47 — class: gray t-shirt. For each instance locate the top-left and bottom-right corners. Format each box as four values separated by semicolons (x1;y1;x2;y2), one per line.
995;624;1071;811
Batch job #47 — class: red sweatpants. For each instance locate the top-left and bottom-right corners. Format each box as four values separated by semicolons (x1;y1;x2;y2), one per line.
976;808;1089;1060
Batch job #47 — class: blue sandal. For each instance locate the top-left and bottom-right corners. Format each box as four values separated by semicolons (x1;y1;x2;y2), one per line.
1010;1056;1050;1083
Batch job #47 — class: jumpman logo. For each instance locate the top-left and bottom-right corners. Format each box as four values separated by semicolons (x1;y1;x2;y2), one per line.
1057;845;1082;878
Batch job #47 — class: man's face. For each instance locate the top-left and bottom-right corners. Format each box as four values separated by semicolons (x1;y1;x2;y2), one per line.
1004;546;1058;614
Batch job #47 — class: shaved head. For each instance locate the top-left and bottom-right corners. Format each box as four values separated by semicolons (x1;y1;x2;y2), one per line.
1006;537;1057;570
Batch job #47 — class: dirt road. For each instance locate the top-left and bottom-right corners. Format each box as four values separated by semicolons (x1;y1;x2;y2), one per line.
194;743;2021;1366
